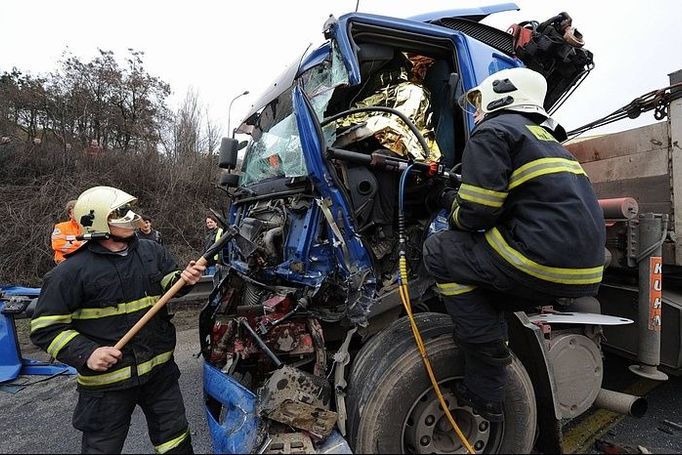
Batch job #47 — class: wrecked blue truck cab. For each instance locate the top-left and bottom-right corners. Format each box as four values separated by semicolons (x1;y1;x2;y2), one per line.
201;4;600;454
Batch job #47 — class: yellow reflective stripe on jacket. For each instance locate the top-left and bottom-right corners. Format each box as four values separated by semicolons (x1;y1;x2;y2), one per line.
155;429;190;454
30;314;72;333
46;329;79;358
508;158;586;190
458;183;507;208
76;351;173;387
526;125;558;142
451;205;464;230
213;228;224;261
484;228;603;285
71;295;159;320
138;350;174;377
161;272;178;290
437;282;477;296
77;366;132;387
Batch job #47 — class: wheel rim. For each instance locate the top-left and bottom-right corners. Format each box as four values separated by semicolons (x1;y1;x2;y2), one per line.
402;379;504;454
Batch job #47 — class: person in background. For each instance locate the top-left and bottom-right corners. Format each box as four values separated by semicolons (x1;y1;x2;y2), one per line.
31;186;203;454
203;214;223;276
51;199;85;264
137;214;163;244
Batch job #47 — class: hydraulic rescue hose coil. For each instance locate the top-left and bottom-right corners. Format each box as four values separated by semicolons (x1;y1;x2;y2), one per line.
398;166;476;454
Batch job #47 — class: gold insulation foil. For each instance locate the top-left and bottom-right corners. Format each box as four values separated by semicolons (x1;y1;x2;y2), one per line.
335;56;441;162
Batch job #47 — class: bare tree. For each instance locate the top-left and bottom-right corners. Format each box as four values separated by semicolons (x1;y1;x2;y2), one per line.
204;107;222;155
0;50;225;286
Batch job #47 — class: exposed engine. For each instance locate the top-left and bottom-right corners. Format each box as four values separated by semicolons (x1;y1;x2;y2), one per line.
208;293;326;383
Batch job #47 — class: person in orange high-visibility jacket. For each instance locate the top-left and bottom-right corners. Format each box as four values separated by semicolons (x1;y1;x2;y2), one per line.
51;199;85;263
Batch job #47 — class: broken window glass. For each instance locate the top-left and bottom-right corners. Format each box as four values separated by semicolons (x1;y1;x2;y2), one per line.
240;44;351;186
301;43;350;145
240;86;307;185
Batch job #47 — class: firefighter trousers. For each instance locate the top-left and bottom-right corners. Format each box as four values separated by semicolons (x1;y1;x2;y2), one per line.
423;229;557;401
72;363;193;454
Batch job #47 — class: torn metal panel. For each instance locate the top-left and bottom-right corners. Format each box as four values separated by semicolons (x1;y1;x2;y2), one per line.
258;365;338;439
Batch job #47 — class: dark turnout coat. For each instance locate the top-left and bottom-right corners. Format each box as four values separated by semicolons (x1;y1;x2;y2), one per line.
446;111;606;297
30;237;183;390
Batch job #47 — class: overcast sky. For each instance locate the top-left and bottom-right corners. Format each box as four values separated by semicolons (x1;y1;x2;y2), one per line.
1;0;680;138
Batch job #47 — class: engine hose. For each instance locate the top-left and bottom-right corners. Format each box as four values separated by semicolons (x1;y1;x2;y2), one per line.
398;166;475;454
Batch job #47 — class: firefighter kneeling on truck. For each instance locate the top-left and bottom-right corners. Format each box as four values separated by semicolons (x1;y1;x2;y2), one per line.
31;186;205;454
424;67;605;422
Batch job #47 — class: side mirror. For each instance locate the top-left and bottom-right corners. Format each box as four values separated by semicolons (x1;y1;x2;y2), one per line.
219;172;240;188
219;137;241;169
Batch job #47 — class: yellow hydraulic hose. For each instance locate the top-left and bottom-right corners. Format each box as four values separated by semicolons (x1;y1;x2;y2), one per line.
399;255;476;454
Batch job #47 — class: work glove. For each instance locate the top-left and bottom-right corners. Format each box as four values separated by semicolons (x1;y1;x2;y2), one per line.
424;180;458;213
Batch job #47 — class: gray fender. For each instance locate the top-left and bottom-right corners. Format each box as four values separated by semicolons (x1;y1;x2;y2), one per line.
508;311;563;454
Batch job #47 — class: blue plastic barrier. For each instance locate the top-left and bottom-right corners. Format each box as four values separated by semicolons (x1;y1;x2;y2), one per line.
1;285;76;383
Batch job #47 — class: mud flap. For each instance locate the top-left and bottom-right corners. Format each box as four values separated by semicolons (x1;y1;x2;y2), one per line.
508;311;564;454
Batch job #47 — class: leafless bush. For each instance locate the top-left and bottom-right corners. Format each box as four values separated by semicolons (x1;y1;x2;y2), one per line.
0;141;224;286
0;49;228;287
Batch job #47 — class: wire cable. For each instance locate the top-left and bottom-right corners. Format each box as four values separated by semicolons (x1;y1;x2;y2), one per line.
565;82;682;142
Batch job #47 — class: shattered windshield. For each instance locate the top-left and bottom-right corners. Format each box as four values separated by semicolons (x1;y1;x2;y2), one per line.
240;85;305;186
301;43;349;146
301;43;349;118
240;44;349;186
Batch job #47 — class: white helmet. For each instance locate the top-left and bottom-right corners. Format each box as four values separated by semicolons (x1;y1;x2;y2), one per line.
73;186;143;235
460;67;548;117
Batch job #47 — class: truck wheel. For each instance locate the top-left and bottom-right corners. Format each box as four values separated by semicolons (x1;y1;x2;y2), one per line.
346;313;536;454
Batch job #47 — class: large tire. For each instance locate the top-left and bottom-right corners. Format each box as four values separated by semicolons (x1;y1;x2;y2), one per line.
346;313;536;454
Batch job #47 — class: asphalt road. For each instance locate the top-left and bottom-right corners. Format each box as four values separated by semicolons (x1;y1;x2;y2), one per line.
0;327;211;454
2;310;682;454
577;353;682;454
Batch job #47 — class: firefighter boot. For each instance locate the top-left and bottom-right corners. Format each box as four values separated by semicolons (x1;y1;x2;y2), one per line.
454;339;512;423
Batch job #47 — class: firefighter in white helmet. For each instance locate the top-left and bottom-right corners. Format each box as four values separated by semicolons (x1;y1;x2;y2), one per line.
31;186;203;454
424;67;605;422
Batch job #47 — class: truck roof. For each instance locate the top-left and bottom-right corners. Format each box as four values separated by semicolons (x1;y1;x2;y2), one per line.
239;4;520;126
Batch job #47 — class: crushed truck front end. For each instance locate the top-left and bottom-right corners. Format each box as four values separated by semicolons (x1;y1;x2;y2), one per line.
199;4;606;453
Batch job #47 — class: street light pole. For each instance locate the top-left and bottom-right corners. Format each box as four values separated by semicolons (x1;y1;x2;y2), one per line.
228;90;249;138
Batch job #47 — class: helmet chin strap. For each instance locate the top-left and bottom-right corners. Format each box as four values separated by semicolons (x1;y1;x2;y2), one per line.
108;233;136;244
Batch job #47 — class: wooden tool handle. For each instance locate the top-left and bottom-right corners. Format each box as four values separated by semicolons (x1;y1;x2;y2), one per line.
113;226;238;351
114;256;208;350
